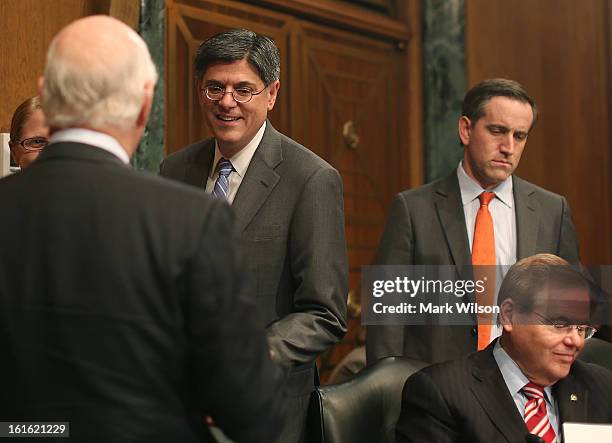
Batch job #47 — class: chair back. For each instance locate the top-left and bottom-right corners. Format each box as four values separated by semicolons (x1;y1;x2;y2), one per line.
307;357;427;443
579;337;612;370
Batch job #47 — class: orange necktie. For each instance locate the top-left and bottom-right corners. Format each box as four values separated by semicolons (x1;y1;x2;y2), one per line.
472;191;496;350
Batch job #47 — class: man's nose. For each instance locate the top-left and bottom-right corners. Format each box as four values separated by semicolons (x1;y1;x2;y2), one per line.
563;327;584;347
218;90;238;108
499;133;515;154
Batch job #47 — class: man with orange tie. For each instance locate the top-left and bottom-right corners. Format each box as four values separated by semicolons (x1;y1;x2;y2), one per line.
396;254;612;443
367;79;580;365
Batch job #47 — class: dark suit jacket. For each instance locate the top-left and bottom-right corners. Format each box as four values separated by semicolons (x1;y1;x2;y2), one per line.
396;343;612;443
160;122;348;440
0;142;285;443
367;172;580;364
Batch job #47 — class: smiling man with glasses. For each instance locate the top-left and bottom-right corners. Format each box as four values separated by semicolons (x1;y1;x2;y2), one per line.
160;28;348;443
396;254;612;443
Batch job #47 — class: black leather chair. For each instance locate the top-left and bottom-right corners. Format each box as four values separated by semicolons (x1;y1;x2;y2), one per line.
579;337;612;370
307;357;428;443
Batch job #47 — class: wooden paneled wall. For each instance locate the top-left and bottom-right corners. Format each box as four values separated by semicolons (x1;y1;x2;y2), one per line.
0;0;139;133
466;0;612;265
1;0;84;132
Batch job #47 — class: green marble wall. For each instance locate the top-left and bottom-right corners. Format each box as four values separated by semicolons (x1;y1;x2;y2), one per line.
422;0;466;182
133;0;165;172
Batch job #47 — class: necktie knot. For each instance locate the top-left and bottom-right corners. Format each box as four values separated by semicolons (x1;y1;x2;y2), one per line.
217;158;233;177
522;382;545;399
478;191;495;206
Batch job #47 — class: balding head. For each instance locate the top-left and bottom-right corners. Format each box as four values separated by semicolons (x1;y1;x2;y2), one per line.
41;16;157;149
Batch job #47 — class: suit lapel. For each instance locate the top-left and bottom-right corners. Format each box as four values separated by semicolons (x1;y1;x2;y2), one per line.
186;139;215;189
232;123;282;233
514;176;539;259
470;347;528;442
555;371;588;424
434;173;471;268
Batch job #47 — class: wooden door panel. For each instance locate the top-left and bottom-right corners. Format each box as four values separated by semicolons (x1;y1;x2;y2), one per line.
290;22;401;290
288;22;407;376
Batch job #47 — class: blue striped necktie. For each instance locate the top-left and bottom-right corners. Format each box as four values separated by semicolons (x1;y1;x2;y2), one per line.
212;158;233;200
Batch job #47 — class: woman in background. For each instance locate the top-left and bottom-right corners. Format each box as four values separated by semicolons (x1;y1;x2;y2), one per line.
8;96;49;169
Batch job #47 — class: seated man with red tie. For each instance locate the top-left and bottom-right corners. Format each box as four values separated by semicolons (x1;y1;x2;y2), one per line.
396;254;612;443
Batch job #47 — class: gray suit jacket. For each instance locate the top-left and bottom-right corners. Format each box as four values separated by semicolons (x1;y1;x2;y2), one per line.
396;342;612;443
367;172;580;364
160;122;348;394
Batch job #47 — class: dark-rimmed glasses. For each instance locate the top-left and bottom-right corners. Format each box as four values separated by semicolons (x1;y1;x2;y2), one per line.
202;85;265;103
531;311;597;339
11;137;49;151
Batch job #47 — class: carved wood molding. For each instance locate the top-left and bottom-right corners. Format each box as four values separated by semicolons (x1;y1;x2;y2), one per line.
248;0;411;42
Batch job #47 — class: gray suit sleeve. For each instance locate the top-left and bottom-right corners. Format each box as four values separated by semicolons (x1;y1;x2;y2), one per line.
266;167;348;365
557;196;580;263
187;199;286;442
366;193;413;364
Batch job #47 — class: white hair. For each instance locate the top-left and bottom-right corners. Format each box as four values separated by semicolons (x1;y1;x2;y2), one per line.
41;30;158;131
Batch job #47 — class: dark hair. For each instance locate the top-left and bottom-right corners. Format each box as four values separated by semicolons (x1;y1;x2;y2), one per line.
462;78;538;130
195;28;280;86
497;254;593;319
9;96;42;143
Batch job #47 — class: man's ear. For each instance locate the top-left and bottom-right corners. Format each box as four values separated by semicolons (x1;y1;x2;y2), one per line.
38;76;44;96
499;299;515;333
136;81;155;128
458;116;471;146
267;79;280;111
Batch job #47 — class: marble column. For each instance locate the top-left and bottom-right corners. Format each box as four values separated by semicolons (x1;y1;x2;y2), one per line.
422;0;466;182
133;0;165;172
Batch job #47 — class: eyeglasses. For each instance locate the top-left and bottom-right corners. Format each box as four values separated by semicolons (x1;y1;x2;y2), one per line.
531;311;597;339
202;85;265;103
11;137;49;151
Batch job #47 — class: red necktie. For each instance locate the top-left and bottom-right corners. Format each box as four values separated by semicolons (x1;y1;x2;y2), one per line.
523;382;557;443
472;191;496;350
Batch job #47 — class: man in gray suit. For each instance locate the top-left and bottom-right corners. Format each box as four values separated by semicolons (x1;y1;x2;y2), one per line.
367;79;579;365
160;29;348;442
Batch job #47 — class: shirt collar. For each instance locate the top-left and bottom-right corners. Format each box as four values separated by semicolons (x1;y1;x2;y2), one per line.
210;121;266;178
457;161;514;208
49;128;130;164
493;339;555;403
